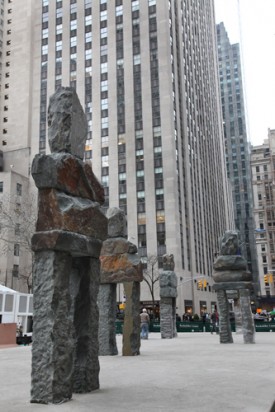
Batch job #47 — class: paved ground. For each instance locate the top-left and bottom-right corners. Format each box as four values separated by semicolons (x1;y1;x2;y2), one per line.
1;332;275;412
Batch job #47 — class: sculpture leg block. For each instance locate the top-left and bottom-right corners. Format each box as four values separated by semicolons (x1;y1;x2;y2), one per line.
234;295;243;334
217;289;233;344
122;281;140;356
31;250;74;404
239;289;255;344
160;297;175;339
98;283;118;355
72;257;100;392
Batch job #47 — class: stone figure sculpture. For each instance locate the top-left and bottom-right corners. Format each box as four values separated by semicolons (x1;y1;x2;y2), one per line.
159;254;177;339
31;87;108;404
213;230;255;344
99;207;143;356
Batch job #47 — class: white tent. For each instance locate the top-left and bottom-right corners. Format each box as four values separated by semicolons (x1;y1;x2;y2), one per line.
0;285;18;294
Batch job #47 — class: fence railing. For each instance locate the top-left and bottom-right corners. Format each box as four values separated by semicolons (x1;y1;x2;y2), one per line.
115;320;275;334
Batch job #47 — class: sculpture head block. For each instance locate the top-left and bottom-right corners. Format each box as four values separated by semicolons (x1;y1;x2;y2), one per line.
48;87;88;160
219;230;240;256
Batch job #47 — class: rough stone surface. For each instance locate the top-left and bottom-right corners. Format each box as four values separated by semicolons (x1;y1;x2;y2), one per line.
100;254;143;284
31;251;74;404
101;238;137;256
217;289;233;344
122;282;141;356
71;257;101;392
31;88;106;404
219;230;240;255
106;207;127;238
159;271;177;298
213;255;247;271
212;269;252;283
162;254;175;271
48;87;87;159
99;207;142;357
36;189;107;239
98;284;118;356
233;297;243;334
32;153;105;204
239;289;255;344
160;297;177;339
32;230;103;258
159;260;177;339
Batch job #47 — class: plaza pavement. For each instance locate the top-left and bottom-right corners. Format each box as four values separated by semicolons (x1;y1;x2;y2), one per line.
1;332;275;412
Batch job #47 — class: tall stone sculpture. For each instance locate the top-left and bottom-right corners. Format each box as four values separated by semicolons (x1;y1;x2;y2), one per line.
31;87;108;404
159;254;177;339
213;231;255;344
99;207;143;356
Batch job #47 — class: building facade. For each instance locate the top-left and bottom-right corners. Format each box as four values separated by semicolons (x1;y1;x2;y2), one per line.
216;22;259;294
251;129;275;297
0;0;233;315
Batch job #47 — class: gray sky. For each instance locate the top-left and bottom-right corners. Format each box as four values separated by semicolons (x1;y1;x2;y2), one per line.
214;0;275;146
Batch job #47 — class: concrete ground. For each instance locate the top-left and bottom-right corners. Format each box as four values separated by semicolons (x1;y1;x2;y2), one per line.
1;332;275;412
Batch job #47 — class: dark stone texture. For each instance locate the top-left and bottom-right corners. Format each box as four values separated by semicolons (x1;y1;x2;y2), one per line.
239;289;255;344
213;255;247;271
32;153;105;204
98;284;118;356
99;207;142;357
31;251;74;404
101;238;137;255
213;231;255;345
122;282;141;356
48;87;87;159
71;257;101;392
100;254;143;284
219;230;240;255
159;260;177;339
36;189;107;239
212;269;252;283
160;297;177;339
159;271;177;298
216;289;233;344
31;87;106;404
162;254;175;271
32;230;103;258
106;207;127;238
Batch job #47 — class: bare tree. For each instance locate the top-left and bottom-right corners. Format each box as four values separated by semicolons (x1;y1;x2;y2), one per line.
142;254;160;318
0;193;36;292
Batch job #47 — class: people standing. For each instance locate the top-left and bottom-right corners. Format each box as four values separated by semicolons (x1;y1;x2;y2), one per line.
210;311;218;334
140;308;150;340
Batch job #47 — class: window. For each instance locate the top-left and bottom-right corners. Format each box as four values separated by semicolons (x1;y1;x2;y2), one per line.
15;223;20;236
0;181;3;192
14;243;20;256
12;264;19;277
16;183;22;196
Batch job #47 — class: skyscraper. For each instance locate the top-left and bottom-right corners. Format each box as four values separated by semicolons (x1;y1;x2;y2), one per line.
0;0;233;315
216;22;258;293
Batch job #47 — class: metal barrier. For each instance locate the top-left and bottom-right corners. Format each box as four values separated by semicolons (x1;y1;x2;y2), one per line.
115;320;275;334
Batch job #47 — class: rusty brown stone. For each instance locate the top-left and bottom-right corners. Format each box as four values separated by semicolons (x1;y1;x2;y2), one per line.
36;189;107;240
32;153;105;204
100;254;143;284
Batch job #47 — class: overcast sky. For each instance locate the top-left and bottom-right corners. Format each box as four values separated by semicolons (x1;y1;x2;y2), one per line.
214;0;275;146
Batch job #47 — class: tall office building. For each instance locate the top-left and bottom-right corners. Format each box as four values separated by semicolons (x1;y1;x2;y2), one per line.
251;129;275;300
0;0;233;315
216;22;258;293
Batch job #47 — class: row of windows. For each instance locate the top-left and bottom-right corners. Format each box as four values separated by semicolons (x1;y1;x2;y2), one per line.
0;182;22;195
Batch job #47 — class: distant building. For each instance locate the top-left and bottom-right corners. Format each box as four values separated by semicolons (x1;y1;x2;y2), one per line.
0;1;234;315
251;129;275;297
216;22;259;295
